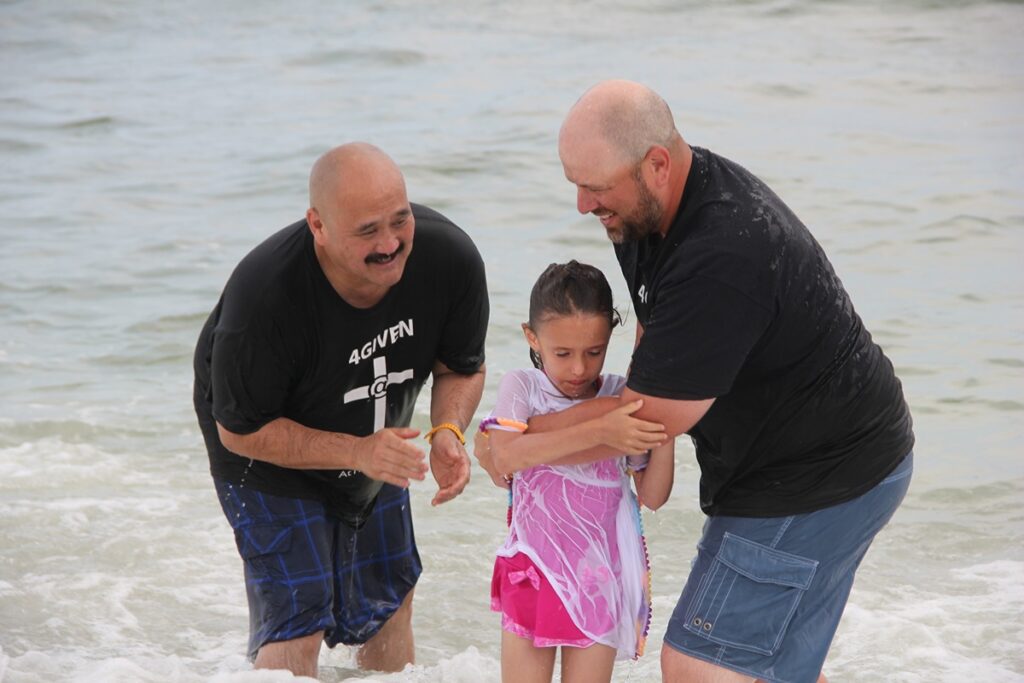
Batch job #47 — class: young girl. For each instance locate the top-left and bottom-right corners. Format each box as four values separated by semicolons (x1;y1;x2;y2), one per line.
478;261;675;683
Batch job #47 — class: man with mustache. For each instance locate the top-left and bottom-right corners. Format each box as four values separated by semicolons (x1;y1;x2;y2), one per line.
193;143;488;677
546;81;915;682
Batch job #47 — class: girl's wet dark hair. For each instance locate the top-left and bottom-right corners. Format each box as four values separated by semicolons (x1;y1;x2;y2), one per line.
527;260;622;369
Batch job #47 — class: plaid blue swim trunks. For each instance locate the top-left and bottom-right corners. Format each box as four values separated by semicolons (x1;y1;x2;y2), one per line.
664;452;913;683
214;480;422;659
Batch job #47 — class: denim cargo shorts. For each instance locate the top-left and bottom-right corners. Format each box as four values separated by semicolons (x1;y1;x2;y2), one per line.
664;453;913;683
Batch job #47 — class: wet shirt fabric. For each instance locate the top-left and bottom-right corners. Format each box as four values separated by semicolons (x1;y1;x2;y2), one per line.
615;147;914;518
193;204;488;527
487;369;651;660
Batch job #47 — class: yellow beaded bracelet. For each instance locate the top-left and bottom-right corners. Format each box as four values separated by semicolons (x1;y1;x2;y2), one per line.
424;422;466;445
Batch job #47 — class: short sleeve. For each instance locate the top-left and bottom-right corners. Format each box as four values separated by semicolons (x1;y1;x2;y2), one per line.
487;369;537;430
628;274;772;400
436;229;489;374
599;373;628;397
210;307;298;435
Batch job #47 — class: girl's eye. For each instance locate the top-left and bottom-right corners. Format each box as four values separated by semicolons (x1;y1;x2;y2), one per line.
588;349;605;356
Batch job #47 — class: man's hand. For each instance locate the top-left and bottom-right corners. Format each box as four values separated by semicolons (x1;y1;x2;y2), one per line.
427;428;471;506
355;428;428;488
473;430;510;489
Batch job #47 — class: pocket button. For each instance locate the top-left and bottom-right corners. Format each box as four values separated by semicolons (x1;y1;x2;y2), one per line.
703;622;713;631
692;617;703;627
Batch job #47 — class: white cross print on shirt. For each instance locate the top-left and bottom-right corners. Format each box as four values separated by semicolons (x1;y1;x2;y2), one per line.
343;355;415;433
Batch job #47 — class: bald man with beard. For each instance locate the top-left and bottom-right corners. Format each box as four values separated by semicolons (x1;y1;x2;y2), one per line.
193;143;489;677
544;81;915;682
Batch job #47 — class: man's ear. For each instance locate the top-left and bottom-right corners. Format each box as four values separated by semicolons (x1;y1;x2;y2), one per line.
306;207;325;244
644;145;672;187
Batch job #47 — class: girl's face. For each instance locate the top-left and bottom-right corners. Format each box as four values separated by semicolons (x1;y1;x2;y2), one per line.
524;313;612;399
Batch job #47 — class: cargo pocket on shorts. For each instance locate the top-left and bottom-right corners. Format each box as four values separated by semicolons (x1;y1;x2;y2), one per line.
236;523;293;576
684;532;818;656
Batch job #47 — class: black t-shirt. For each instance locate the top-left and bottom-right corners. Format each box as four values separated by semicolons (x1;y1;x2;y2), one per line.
616;147;914;517
193;204;488;526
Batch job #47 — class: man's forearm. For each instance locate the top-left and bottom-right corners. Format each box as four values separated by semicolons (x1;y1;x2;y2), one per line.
217;417;361;470
430;364;485;433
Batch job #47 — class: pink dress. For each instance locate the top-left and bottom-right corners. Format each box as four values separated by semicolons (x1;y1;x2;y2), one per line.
485;368;651;660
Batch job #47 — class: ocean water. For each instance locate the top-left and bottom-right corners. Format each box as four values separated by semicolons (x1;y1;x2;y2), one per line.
1;1;1022;681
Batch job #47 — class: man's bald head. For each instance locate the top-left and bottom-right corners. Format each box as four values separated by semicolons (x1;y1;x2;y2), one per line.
308;142;405;221
560;81;691;242
560;80;680;166
304;143;414;306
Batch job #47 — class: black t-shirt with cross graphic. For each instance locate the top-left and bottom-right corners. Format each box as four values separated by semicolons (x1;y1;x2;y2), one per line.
193;204;488;526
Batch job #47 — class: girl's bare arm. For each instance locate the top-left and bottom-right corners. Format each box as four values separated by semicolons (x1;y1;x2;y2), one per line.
633;438;675;510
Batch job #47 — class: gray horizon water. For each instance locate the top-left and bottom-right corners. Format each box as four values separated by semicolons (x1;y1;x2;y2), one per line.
1;1;1022;681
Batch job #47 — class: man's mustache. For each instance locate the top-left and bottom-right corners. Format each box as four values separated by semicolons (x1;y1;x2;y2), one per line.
365;242;405;264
